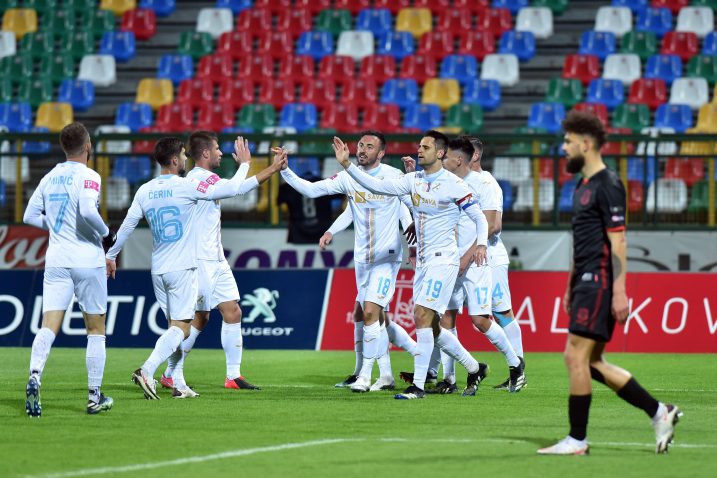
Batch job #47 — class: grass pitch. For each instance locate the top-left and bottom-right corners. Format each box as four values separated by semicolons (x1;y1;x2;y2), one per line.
0;348;715;478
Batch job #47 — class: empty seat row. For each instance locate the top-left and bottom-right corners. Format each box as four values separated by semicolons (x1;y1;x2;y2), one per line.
580;30;717;62
595;6;714;38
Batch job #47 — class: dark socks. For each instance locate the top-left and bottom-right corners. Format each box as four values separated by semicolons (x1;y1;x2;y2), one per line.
590;366;606;384
569;394;592;441
617;377;659;418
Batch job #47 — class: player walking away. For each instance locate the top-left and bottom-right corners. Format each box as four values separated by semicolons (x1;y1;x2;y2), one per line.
538;111;681;455
466;137;526;390
333;131;490;400
23;122;114;416
159;131;284;397
276;131;416;393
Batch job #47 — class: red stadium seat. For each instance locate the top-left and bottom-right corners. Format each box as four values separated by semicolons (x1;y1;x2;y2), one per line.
278;55;315;82
218;78;256;110
121;9;157;41
196;103;236;131
399;54;438;85
257;31;294;60
562;54;601;86
373;0;411;14
258;78;296;110
664;158;704;186
196;54;234;85
298;78;337;110
457;31;495;60
627;180;644;213
133;126;160;154
217;31;253;60
651;0;688;15
628;78;667;111
320;103;359;132
454;0;490;13
341;78;379;108
478;8;513;39
156;103;194;132
333;0;372;15
436;9;473;33
418;32;455;60
237;55;274;81
573;102;609;127
413;0;452;14
359;55;396;85
253;0;291;15
539;158;572;186
602;127;635;156
177;78;214;108
276;9;313;40
362;103;401;132
386;140;420;154
661;32;699;63
235;8;272;39
318;55;356;85
294;0;331;15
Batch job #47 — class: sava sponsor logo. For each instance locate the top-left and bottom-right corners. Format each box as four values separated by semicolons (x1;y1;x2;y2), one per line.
240;287;294;336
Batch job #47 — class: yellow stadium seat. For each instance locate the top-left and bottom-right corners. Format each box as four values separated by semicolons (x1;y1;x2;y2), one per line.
696;104;717;132
136;78;173;110
422;78;460;111
35;102;74;132
395;8;432;39
248;157;270;213
2;9;38;40
99;0;137;16
680;128;717;156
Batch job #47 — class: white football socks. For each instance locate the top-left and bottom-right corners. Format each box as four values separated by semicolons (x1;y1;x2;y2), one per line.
171;325;202;388
436;327;479;374
428;345;441;378
439;327;457;384
358;321;380;379
412;328;434;390
222;322;243;380
353;321;363;376
485;321;520;367
86;334;106;392
503;319;524;358
376;323;393;378
29;327;56;379
386;320;417;355
142;326;184;377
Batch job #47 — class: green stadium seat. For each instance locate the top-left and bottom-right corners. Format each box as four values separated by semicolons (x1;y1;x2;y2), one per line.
26;0;58;15
83;9;116;38
444;103;484;133
0;1;18;15
0;53;33;84
300;128;336;155
238;104;276;130
60;31;95;59
620;31;658;61
41;9;75;33
531;0;568;16
690;0;717;9
508;126;551;155
177;31;214;60
214;157;237;177
0;76;12;101
688;180;711;212
315;9;353;37
612;103;651;132
545;77;583;107
17;77;54;107
604;157;618;170
39;52;75;83
19;31;54;58
687;55;717;85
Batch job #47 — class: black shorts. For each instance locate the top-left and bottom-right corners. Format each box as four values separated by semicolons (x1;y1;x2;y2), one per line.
569;271;615;342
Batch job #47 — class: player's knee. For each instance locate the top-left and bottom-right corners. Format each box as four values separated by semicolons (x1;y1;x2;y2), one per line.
222;303;242;324
472;315;491;333
493;310;513;327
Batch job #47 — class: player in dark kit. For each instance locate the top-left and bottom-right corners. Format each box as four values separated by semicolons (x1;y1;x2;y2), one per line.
538;111;682;456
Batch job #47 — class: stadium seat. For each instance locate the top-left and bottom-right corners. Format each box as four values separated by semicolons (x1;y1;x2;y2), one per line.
279;55;316;83
697;104;717;131
196;54;233;86
359;55;396;85
57;78;93;113
0;77;11;102
422;78;460;111
85;9;116;39
296;31;334;61
99;31;136;63
573;102;610;126
315;9;353;37
253;0;291;14
620;30;658;60
299;78;337;110
135;78;173;110
646;178;688;212
498;30;536;62
258;79;295;110
493;156;532;184
579;31;617;61
132;125;160;154
493;0;528;14
652;0;688;15
336;31;375;61
558;178;578;211
676;7;714;38
42;9;75;34
294;0;331;15
276;9;313;39
457;31;495;60
445;103;483;133
100;0;136;16
376;31;415;60
687;180;713;212
586;79;624;110
237;55;274;80
196;103;235;131
380;78;419;109
481;54;520;87
403;103;442;131
156;54;193;86
35;102;73;132
217;78;255;110
122;8;156;41
644;54;682;85
669;77;709;110
594;6;633;38
545;78;583;108
478;8;513;39
237;104;276;130
528;102;565;133
287;156;321;178
602;126;635;156
0;53;32;84
636;126;678;156
341;78;379;109
687;55;717;85
155;103;193;132
627;179;644;212
661;31;699;63
214;0;253;14
17;125;50;155
115;102;153;131
436;9;473;33
463;79;501;111
17;77;53;108
139;0;175;17
418;31;454;60
19;31;49;58
0;155;29;183
627;156;657;182
628;78;667;110
515;7;553;39
195;8;231;40
2;8;37;39
78;54;116;87
664;158;704;186
513;179;555;212
0;102;32;132
112;156;152;184
395;8;433;39
23;0;57;16
655;103;693;132
412;0;454;13
399;54;437;85
333;0;371;14
235;8;272;39
374;0;412;14
611;0;648;12
613;103;651;131
177;31;214;60
318;55;355;85
704;31;717;56
362;103;401;132
496;178;514;210
257;31;294;60
635;7;673;38
562;54;601;86
105;176;131;210
603;53;641;85
320;103;359;132
61;31;95;59
356;8;393;37
177;78;214;108
439;55;478;85
39;53;75;84
217;31;253;59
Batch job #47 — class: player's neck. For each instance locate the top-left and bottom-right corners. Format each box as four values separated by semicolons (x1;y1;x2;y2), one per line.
423;161;442;175
360;160;380;172
581;153;606;179
65;155;87;165
159;167;178;176
471;163;483;173
455;165;471;179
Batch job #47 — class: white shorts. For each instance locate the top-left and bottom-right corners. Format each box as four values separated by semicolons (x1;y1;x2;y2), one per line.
447;264;492;316
196;260;240;312
413;264;459;315
355;261;401;309
152;269;198;322
43;267;107;315
490;263;513;312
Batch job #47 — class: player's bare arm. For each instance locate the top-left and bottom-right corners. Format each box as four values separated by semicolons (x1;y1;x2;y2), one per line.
608;230;629;323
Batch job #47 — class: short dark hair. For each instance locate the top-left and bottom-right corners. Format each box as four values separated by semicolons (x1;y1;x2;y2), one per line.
359;130;386;151
561;110;606;149
423;130;449;154
447;136;475;162
460;135;483;155
153;137;184;167
187;131;218;161
59;122;89;157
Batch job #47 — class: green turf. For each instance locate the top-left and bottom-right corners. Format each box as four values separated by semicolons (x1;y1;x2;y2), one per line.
0;348;715;478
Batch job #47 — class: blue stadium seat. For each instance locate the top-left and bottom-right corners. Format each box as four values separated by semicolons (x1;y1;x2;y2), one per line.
497;179;514;211
376;31;415;60
703;31;717;55
99;31;137;63
279;103;318;133
527;102;566;133
586;79;625;111
139;0;176;17
636;8;673;38
380;78;419;109
20;126;51;154
58;79;95;112
498;31;536;62
356;8;394;37
220;127;256;154
439;54;479;86
296;31;334;61
654;103;693;133
559;179;578;212
288;157;321;178
611;0;648;13
627;157;657;182
463;79;501;111
215;0;253;14
402;103;442;131
157;54;194;85
578;31;617;61
0;179;5;207
112;156;153;185
645;54;682;85
0;102;33;131
492;0;529;15
115;102;154;131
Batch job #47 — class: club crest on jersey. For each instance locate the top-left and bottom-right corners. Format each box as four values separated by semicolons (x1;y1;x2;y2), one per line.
196;181;209;193
354;191;366;203
84;180;99;191
580;189;592;205
205;174;220;185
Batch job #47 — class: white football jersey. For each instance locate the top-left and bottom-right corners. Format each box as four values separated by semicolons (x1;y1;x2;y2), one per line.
281;163;410;264
27;161;105;268
472;170;509;266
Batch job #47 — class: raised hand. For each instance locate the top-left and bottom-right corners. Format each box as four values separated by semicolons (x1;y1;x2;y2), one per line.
271;146;288;170
232;136;251;165
332;136;351;168
402;156;416;173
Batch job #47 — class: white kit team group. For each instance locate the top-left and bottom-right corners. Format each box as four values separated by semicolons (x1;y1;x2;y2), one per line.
23;122;526;417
